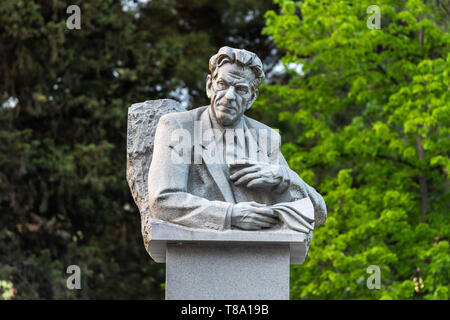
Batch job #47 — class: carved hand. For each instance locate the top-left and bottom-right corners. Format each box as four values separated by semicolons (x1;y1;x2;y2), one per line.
229;160;283;190
231;201;278;230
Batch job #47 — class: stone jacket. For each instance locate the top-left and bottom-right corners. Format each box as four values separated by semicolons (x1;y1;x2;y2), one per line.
148;106;327;231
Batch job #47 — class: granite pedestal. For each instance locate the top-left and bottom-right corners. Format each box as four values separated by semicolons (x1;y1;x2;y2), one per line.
148;219;311;300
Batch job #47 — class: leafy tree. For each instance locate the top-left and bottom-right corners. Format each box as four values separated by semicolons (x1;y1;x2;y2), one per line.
260;0;449;299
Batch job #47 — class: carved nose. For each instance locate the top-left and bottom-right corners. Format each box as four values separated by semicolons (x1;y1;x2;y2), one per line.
224;86;236;101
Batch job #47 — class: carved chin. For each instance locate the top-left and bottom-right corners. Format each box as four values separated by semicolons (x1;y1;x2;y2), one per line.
217;112;238;126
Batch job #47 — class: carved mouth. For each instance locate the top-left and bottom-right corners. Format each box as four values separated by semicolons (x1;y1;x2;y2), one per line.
217;105;237;113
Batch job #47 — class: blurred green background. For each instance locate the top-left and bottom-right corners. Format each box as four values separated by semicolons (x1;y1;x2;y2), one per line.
0;0;448;299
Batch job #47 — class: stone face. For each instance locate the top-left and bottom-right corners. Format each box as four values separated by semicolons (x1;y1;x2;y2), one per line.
165;243;290;300
126;99;185;252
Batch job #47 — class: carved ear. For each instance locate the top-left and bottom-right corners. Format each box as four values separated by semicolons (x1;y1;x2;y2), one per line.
206;74;213;99
247;88;258;110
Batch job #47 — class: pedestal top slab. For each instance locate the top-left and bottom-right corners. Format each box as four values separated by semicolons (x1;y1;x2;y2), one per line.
147;219;312;264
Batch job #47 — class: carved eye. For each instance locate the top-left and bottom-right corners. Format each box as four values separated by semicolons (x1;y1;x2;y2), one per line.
236;86;248;94
216;80;228;90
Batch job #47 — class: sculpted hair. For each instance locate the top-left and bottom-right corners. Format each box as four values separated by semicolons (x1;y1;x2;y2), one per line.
209;46;265;89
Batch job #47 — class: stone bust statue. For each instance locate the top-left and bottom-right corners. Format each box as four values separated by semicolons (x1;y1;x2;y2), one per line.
144;46;327;233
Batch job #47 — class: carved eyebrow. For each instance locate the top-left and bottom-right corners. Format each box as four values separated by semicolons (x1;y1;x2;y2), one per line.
216;76;249;87
215;77;229;83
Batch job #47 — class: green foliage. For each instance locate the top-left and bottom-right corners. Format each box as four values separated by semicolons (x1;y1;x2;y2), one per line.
261;0;449;299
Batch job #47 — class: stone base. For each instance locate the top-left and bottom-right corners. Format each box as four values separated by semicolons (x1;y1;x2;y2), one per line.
166;243;290;300
146;219;312;300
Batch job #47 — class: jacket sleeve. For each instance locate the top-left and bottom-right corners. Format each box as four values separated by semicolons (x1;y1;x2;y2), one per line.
148;114;232;230
270;132;327;227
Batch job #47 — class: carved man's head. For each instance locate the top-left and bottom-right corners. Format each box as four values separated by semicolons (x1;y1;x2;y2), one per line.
207;46;265;127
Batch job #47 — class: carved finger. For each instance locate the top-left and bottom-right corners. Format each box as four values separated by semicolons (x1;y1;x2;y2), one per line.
229;159;258;169
255;221;272;228
234;172;260;186
248;201;266;207
246;217;271;228
254;215;278;225
246;178;267;189
230;166;259;180
253;207;276;217
238;224;256;230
